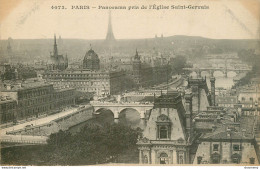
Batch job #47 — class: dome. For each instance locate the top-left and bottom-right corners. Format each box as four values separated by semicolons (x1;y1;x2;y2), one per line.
84;48;99;60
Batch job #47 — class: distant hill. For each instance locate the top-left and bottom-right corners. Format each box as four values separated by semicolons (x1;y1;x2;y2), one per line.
0;35;259;62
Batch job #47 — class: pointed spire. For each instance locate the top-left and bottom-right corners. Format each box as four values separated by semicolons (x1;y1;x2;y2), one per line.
136;48;138;56
53;34;58;57
54;34;57;45
90;44;92;50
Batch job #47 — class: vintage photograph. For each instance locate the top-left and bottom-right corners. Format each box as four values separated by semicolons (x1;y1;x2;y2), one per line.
0;0;259;166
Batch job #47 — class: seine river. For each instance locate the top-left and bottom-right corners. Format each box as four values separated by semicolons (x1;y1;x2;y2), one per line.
192;71;238;89
69;71;240;133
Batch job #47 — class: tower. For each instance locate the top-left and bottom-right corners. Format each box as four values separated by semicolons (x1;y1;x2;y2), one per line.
49;34;68;71
210;76;216;106
132;49;141;87
185;92;193;141
105;11;115;43
53;34;58;57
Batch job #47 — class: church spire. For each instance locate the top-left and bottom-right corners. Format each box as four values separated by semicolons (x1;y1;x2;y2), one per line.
53;34;58;57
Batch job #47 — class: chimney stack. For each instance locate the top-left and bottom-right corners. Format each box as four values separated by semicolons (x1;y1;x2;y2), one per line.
185;92;193;141
210;77;216;106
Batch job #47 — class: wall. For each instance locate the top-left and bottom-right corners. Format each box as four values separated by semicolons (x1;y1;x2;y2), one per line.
193;141;259;164
8;106;94;136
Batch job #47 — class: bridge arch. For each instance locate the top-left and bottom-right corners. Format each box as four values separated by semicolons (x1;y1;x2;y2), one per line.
226;71;237;77
93;108;115;124
118;107;141;116
118;108;143;128
213;70;225;77
95;108;115;117
201;71;210;77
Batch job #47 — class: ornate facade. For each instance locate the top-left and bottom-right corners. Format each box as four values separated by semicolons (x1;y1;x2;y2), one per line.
137;91;195;164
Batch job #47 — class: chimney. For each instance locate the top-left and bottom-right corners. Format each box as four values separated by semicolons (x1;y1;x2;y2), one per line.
185;92;193;141
212;125;217;132
227;128;231;137
210;77;216;106
6;84;11;90
14;69;18;80
242;129;246;137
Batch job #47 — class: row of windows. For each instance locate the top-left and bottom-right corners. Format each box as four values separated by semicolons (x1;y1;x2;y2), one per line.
142;152;184;164
0;102;16;110
46;74;109;78
53;81;109;86
241;97;260;101
18;91;74;107
19;99;74;118
19;87;52;99
213;144;241;151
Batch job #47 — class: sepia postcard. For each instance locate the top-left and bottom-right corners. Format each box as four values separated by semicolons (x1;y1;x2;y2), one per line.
0;0;259;167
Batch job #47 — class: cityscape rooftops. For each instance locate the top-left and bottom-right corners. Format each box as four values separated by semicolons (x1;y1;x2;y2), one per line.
200;130;253;141
0;96;16;104
0;78;51;92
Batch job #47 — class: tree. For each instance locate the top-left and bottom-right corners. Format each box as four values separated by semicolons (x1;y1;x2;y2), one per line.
170;55;187;74
45;123;142;165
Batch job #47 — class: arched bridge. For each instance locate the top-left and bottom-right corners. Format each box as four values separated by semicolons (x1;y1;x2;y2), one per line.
183;67;251;77
90;101;154;122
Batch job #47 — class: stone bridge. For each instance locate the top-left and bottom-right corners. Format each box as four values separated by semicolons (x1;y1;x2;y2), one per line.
90;101;154;123
183;67;251;77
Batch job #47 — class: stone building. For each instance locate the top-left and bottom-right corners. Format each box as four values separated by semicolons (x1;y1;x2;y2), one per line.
83;46;100;70
131;50;170;89
0;96;17;123
137;91;195;164
193;130;258;164
43;69;125;96
0;79;75;121
48;35;68;71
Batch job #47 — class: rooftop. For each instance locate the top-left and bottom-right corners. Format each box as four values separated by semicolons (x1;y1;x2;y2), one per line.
0;79;52;92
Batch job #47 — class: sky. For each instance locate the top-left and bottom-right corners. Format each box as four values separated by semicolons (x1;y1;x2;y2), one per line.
0;0;259;40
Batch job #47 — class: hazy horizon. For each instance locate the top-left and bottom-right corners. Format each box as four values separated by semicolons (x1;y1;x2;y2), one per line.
0;0;259;40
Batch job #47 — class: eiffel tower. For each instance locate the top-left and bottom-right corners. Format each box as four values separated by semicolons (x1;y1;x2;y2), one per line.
105;10;116;43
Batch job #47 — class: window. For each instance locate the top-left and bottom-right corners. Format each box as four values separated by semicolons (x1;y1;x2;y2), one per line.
159;153;169;164
232;157;240;164
179;155;184;164
197;156;202;164
143;155;148;164
159;126;168;139
233;145;240;151
250;97;253;101
211;153;220;164
250;158;255;164
213;144;219;151
156;114;171;140
242;97;245;101
231;153;241;164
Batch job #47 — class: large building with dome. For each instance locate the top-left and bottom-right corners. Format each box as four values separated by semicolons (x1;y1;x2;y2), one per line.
43;46;124;96
83;46;100;70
